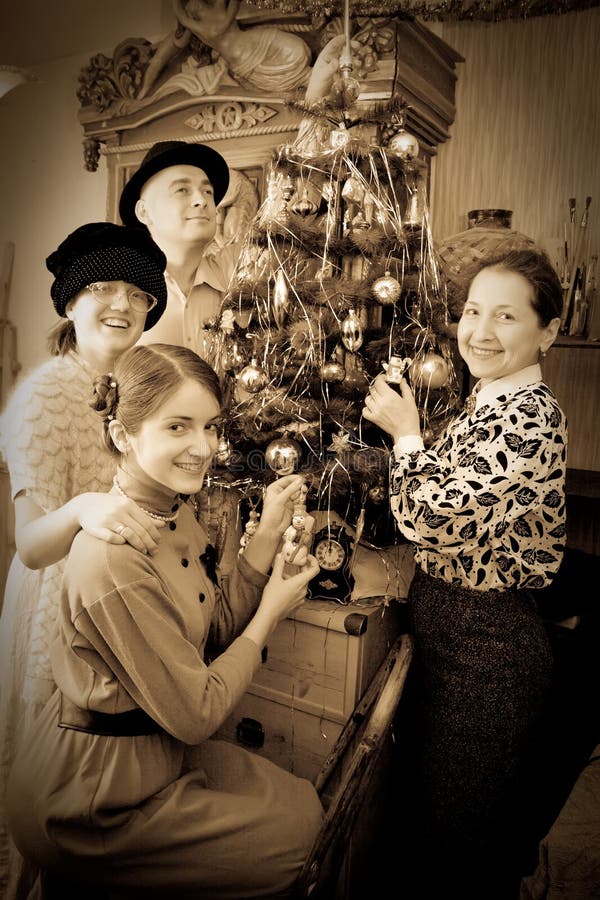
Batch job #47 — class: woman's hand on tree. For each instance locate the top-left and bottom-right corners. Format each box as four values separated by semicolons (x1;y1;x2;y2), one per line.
362;374;421;443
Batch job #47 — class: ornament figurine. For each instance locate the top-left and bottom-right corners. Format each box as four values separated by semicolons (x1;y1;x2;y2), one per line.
281;484;315;568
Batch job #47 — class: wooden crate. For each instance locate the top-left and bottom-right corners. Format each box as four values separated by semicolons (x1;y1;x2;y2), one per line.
217;597;406;782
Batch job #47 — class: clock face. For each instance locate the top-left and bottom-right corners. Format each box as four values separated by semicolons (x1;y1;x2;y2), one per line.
314;537;346;571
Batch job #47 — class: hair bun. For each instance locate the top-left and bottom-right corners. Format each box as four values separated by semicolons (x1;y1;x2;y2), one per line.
90;373;119;419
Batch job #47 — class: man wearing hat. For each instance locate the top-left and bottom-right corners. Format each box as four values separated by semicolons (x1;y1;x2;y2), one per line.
120;141;244;575
119;140;237;356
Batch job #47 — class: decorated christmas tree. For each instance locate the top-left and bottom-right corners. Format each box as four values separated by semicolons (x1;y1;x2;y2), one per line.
204;59;461;598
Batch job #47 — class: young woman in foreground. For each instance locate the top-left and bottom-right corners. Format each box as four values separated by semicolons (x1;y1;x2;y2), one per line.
8;344;322;898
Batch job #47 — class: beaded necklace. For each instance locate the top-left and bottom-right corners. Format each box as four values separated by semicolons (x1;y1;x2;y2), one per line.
113;476;179;523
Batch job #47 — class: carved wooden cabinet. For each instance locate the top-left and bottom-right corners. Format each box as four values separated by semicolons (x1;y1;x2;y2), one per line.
76;10;462;232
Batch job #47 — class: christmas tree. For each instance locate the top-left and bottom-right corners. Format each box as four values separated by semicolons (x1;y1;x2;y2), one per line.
205;77;460;596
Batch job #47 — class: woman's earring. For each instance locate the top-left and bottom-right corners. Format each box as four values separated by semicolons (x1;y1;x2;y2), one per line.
540;349;547;358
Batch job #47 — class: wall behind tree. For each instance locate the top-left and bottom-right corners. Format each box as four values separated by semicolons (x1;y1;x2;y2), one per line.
0;1;166;384
431;7;600;264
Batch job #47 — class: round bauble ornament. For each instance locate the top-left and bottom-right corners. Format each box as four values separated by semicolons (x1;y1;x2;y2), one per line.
265;435;302;476
409;352;450;390
238;358;268;393
372;271;401;305
330;124;350;149
387;127;420;161
341;176;364;204
320;359;346;383
331;67;361;107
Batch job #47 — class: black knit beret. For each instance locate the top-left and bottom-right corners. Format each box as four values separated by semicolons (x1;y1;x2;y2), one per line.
46;222;168;331
119;141;230;228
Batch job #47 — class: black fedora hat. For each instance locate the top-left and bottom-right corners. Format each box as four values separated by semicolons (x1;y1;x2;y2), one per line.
119;141;230;227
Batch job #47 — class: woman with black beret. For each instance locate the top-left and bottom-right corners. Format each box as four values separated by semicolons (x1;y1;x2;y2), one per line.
0;221;168;898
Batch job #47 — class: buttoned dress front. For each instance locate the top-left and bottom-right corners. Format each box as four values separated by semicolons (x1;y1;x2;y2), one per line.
7;470;322;898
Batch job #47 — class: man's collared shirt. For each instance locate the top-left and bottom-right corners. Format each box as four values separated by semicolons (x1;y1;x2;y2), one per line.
138;244;239;358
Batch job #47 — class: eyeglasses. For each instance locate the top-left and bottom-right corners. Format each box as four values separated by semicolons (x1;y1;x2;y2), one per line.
86;282;158;313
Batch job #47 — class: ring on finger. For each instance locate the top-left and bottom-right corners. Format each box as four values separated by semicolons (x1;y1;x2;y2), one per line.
115;524;125;534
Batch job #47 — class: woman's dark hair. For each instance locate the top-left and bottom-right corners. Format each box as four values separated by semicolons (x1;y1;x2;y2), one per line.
47;319;77;356
90;344;222;456
471;248;563;326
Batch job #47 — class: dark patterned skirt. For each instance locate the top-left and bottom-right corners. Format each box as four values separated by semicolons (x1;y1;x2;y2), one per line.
400;567;553;897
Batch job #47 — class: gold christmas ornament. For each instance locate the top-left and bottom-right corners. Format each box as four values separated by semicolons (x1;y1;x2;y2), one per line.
409;352;450;390
238;358;268;393
341;308;363;352
341;176;364;204
331;66;361;107
320;359;346;383
372;271;402;305
387;127;420;161
330;123;351;149
265;435;302;475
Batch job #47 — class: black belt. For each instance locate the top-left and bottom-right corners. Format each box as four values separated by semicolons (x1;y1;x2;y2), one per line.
58;694;163;736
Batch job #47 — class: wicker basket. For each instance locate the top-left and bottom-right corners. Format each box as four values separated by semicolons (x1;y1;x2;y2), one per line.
437;223;536;321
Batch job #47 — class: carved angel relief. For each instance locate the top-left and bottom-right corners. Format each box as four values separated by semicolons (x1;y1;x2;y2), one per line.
77;0;313;120
75;2;442;248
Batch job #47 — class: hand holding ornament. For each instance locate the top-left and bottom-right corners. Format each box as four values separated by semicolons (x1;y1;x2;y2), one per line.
362;373;421;444
260;474;306;537
281;484;315;568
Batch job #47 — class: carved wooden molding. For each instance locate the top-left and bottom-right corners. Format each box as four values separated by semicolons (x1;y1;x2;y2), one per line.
77;10;462;172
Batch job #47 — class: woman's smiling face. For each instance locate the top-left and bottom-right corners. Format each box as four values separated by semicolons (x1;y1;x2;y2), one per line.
457;266;559;382
66;281;148;357
125;378;221;494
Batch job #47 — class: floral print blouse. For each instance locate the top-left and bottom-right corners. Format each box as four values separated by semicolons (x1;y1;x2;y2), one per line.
390;365;568;592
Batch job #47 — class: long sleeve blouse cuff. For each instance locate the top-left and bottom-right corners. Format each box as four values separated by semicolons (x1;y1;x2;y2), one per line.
393;434;425;459
237;553;270;589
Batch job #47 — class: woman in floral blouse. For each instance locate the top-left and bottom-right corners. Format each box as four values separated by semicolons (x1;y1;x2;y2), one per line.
363;248;567;899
